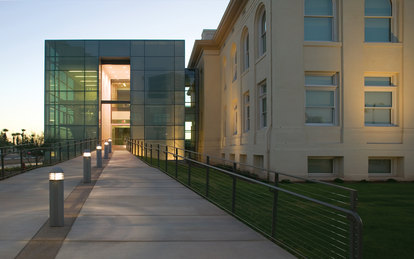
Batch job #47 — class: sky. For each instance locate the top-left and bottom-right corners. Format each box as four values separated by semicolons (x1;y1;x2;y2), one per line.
0;0;229;136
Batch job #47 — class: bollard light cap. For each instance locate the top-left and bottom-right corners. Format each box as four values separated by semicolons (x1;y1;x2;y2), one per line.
96;145;102;150
49;167;64;180
108;138;112;142
83;149;91;157
104;142;109;145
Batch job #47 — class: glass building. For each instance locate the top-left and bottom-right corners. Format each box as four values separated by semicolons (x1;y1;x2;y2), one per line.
45;40;185;149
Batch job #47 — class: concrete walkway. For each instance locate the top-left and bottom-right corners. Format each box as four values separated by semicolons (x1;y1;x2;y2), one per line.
0;150;294;259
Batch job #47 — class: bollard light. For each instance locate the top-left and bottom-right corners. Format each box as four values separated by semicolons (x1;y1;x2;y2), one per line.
108;138;112;153
83;150;91;183
96;145;102;168
104;142;109;159
49;167;64;227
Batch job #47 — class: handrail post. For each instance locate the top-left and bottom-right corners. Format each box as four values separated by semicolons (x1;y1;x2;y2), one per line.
74;140;77;157
20;148;24;171
350;190;358;212
206;156;210;197
150;144;153;164
58;142;62;162
49;146;52;165
1;148;5;179
232;162;237;213
271;173;280;238
66;141;70;160
175;148;178;178
348;214;363;259
187;152;191;186
165;146;168;172
157;144;160;168
145;143;147;161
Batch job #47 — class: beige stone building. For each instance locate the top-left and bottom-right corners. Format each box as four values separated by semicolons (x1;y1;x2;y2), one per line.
188;0;414;180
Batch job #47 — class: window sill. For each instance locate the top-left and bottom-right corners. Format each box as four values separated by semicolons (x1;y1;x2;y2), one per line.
255;53;267;65
364;42;403;48
364;124;398;128
303;41;342;48
241;68;250;78
305;123;338;127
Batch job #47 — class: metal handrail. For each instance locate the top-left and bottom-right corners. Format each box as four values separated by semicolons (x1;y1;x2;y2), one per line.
126;138;363;258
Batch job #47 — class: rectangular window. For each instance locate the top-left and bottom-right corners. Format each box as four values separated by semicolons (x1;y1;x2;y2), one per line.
365;0;393;42
368;159;391;174
364;76;396;126
305;73;338;125
243;92;250;132
233;105;238;135
258;82;267;128
304;0;335;41
308;158;334;174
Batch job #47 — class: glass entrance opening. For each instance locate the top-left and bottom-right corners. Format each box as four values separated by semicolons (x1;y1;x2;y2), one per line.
101;64;130;145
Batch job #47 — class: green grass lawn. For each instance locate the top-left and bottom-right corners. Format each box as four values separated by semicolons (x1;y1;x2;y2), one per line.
342;182;414;259
139;154;414;258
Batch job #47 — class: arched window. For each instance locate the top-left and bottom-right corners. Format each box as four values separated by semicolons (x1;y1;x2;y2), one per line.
231;44;237;82
365;0;393;42
241;29;250;71
304;0;335;41
258;10;267;56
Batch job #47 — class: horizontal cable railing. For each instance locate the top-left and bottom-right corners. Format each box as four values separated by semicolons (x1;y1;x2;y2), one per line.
0;139;98;180
127;139;362;259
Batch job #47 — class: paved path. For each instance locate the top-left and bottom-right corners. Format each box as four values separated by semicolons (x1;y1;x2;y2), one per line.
0;150;294;259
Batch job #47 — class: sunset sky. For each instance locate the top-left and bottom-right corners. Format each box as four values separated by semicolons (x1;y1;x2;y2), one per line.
0;0;229;136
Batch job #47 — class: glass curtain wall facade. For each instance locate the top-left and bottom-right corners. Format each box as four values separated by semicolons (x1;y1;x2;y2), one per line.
45;40;185;149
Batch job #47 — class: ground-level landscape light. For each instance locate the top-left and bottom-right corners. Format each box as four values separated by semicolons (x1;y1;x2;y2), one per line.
83;150;91;183
104;142;109;159
96;145;102;168
49;167;64;227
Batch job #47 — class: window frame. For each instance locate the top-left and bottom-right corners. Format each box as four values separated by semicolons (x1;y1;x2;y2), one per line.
305;72;339;126
233;104;238;135
257;8;267;57
242;32;250;72
368;158;395;176
243;91;250;132
257;81;267;129
364;74;398;126
308;156;341;176
364;0;397;43
304;0;337;42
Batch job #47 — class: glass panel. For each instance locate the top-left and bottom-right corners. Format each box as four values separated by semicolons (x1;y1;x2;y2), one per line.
145;41;175;56
85;57;98;70
85;92;98;103
365;77;392;86
145;126;175;140
111;81;130;101
145;57;174;71
308;159;333;174
175;41;185;57
55;41;84;56
146;91;174;105
58;105;84;125
85;105;98;125
305;17;333;41
369;159;391;174
131;57;145;70
306;91;334;107
46;41;56;57
145;106;174;126
305;0;333;15
175;105;185;125
46;71;55;90
175;91;185;105
99;41;131;57
130;105;145;125
85;126;98;139
175;57;185;71
131;41;145;56
365;92;392;107
131;71;145;91
365;0;392;16
146;71;175;92
365;18;391;42
131;126;145;139
54;57;85;70
175;71;185;90
305;75;334;85
131;91;145;105
306;108;334;123
365;109;391;124
85;41;99;56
